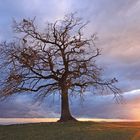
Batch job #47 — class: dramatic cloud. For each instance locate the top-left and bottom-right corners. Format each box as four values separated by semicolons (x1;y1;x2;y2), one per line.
1;90;140;120
0;94;60;118
0;0;140;119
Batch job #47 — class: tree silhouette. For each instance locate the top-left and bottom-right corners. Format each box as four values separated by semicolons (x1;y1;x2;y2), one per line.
0;14;120;122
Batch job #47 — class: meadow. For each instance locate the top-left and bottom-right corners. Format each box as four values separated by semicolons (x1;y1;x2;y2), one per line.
0;121;140;140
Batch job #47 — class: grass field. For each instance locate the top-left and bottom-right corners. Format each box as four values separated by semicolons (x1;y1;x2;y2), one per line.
0;122;140;140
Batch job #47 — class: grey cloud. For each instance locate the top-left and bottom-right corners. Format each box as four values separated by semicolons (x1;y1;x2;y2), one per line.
0;0;140;118
1;90;140;119
0;0;72;41
0;95;60;118
71;90;140;119
63;0;140;91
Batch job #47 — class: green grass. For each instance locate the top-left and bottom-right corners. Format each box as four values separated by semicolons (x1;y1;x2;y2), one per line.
0;122;140;140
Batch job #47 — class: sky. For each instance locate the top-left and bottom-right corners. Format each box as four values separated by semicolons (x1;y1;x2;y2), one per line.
0;0;140;120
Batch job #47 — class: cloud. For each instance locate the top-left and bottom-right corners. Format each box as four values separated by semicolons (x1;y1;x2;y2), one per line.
1;89;140;119
0;0;140;118
71;89;140;119
0;94;60;118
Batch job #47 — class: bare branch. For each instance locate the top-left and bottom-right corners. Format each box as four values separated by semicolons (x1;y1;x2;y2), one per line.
0;13;120;103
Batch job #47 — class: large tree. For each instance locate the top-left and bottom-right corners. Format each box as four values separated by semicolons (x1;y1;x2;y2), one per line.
0;14;120;122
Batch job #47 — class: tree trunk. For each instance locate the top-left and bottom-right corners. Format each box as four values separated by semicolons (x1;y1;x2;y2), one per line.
58;88;77;122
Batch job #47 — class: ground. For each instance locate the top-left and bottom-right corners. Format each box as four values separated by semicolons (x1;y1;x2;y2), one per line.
0;122;140;140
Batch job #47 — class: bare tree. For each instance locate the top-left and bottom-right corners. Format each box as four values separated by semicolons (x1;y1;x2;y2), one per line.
0;14;120;122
